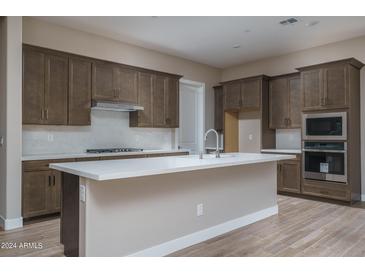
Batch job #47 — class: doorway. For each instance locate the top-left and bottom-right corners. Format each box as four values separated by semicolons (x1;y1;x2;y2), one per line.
177;79;205;155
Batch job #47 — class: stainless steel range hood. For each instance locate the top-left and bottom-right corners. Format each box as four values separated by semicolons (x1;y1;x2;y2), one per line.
91;100;144;112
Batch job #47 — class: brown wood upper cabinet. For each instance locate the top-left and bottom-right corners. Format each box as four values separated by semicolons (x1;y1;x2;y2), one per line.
23;45;68;125
214;86;223;132
23;45;91;126
222;76;263;112
269;73;301;129
130;73;180;128
241;78;261;111
69;57;92;125
92;61;138;103
298;59;363;111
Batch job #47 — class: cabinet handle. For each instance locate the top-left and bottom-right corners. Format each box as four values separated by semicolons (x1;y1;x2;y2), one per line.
48;175;51;187
45;109;49;120
53;175;56;186
41;108;44;120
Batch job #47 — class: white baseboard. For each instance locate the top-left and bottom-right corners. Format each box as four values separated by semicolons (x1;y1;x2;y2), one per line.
128;205;278;257
362;194;365;202
0;215;23;230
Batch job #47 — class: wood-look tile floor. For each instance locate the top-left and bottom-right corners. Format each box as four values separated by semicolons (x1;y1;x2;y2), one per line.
1;195;365;257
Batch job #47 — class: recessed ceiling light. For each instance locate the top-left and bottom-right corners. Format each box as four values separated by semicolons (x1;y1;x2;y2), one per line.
305;21;320;27
232;44;241;49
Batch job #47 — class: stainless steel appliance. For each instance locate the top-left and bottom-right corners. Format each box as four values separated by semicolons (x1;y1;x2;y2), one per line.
303;141;347;183
86;148;144;153
302;112;347;140
91;100;144;112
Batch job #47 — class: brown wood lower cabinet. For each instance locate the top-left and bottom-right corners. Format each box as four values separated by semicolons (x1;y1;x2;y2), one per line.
22;170;61;218
22;151;189;219
277;157;301;194
302;179;350;201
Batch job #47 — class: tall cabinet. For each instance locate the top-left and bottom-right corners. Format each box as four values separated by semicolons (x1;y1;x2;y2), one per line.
298;58;363;203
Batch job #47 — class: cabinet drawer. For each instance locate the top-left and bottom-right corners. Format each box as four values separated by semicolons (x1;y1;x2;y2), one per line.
302;180;350;201
147;152;188;158
23;159;75;172
75;157;100;162
99;154;146;160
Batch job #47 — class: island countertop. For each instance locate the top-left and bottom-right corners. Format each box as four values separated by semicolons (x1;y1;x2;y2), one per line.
50;152;295;181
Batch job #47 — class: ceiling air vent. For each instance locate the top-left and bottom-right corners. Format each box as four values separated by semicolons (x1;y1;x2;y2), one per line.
279;17;299;26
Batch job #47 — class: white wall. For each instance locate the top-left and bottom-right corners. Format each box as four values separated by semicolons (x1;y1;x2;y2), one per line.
23;111;174;155
22;17;221;152
0;17;23;230
222;35;365;199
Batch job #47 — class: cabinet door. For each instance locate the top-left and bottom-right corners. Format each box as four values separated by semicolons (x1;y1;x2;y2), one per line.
92;61;116;101
69;57;92;125
23;171;52;218
115;67;138;103
302;69;323;110
165;77;179;128
214;86;224;132
23;47;45;125
136;72;154;126
241;79;261;111
44;53;68;125
50;171;62;212
278;160;301;193
269;78;288;129
223;82;241;110
153;75;167;127
323;64;348;109
288;76;301;128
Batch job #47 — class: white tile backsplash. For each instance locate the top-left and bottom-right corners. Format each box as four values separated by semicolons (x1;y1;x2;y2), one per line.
275;129;301;149
23;110;175;155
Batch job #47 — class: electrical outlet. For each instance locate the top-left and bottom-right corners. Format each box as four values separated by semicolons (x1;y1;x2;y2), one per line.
248;134;253;141
197;203;204;217
47;133;54;142
80;185;86;202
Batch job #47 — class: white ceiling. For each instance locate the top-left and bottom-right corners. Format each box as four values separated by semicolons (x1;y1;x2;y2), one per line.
35;16;365;68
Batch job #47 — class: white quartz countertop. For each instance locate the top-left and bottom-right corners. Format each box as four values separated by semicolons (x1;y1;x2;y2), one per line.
261;149;302;154
50;152;295;181
22;149;189;161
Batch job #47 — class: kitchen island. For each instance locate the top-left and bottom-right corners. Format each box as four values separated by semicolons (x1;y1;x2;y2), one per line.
50;152;295;257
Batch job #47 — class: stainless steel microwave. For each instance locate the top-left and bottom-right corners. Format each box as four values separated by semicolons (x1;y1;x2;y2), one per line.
302;112;347;140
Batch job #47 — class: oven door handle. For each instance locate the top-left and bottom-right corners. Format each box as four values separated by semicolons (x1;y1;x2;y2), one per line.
302;149;346;153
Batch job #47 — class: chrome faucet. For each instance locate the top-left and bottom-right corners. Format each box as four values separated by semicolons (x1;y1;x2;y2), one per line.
204;129;220;158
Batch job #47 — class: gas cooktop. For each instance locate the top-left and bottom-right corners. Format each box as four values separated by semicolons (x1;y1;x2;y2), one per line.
86;148;144;154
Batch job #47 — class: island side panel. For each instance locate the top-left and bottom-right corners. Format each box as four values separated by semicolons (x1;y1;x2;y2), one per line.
82;162;277;256
61;172;80;257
